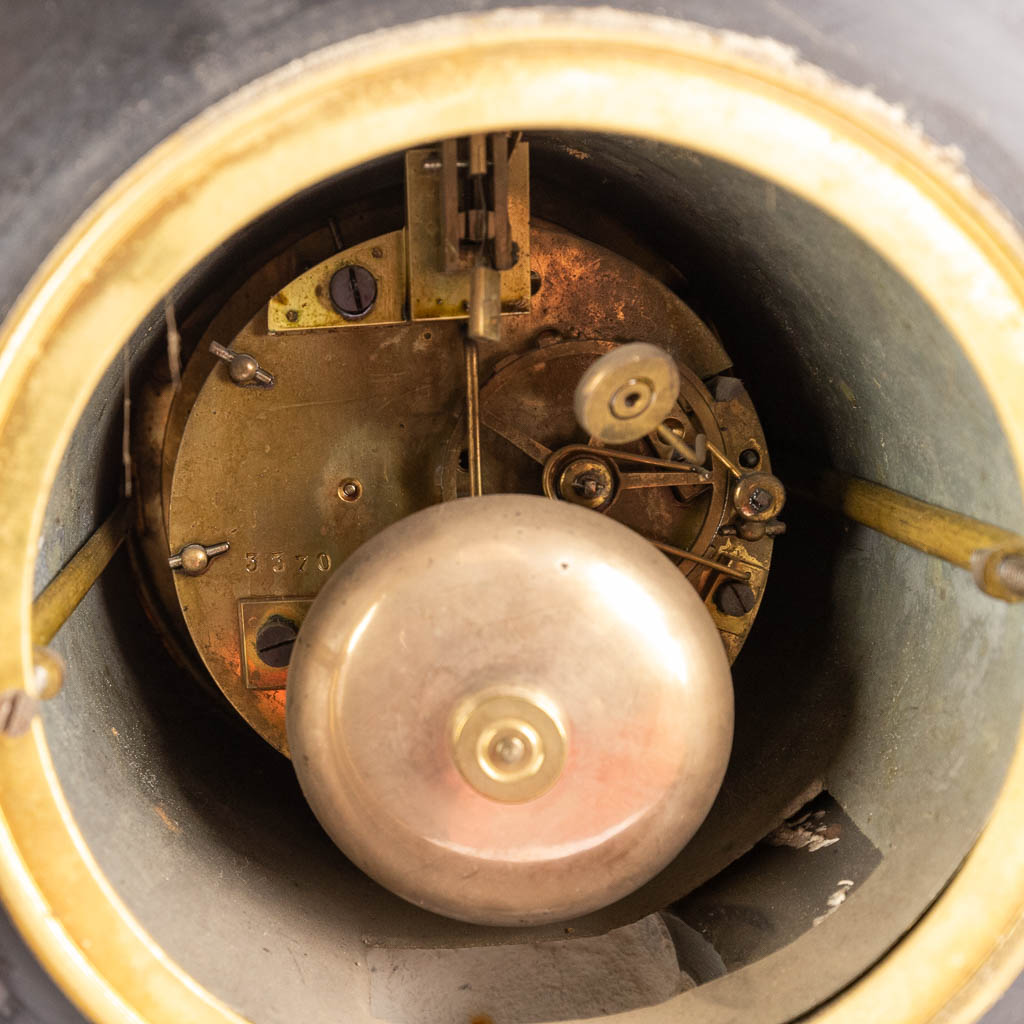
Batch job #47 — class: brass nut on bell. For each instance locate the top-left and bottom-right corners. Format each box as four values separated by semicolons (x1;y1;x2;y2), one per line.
450;690;567;803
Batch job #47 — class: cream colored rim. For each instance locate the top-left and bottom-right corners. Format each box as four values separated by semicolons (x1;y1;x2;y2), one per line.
0;8;1022;1023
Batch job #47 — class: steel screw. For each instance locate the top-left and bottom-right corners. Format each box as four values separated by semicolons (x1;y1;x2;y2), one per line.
749;488;774;514
575;475;603;500
338;478;363;503
559;459;616;510
168;541;230;576
715;581;757;617
491;733;528;768
330;265;377;319
256;618;299;668
739;448;761;469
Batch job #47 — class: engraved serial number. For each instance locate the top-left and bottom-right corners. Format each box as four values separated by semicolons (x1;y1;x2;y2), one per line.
244;552;332;573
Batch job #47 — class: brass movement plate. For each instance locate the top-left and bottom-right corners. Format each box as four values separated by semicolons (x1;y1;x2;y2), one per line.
167;222;742;755
169;312;467;754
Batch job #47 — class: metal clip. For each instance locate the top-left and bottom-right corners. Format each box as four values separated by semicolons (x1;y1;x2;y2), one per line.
210;342;274;387
169;541;230;577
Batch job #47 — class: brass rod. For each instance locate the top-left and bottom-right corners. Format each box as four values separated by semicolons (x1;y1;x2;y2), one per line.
464;337;483;497
650;539;750;581
619;471;709;491
656;423;703;466
798;469;1024;601
465;262;500;496
810;470;1020;570
572;445;708;475
32;499;133;646
468;264;501;344
706;439;743;479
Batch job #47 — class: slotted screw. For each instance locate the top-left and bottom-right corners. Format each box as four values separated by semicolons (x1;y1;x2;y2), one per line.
329;265;377;319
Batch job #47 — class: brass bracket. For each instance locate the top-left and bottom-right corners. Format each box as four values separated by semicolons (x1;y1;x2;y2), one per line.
707;539;769;636
405;142;531;321
238;597;313;691
267;230;406;332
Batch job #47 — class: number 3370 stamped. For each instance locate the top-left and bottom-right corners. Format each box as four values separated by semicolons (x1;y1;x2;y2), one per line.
244;552;333;574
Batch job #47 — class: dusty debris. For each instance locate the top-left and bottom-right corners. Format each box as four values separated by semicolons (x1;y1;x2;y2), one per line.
165;298;182;391
766;809;841;853
121;347;132;499
154;804;180;834
813;880;856;926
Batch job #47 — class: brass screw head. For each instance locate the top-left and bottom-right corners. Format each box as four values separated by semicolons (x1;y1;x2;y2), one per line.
450;690;567;803
338;478;363;502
